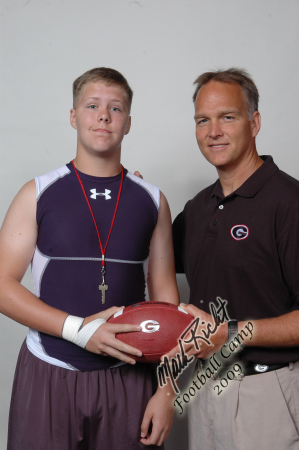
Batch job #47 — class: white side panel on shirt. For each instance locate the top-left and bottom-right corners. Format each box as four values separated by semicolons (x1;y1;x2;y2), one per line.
31;247;49;298
126;172;160;211
35;165;71;199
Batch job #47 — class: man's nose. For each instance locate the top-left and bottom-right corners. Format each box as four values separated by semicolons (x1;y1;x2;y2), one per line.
209;120;223;138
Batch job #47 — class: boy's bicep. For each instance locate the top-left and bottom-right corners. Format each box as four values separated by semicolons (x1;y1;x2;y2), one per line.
147;192;179;305
0;180;38;281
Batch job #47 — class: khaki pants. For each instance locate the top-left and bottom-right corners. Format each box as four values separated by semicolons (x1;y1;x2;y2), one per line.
189;361;299;450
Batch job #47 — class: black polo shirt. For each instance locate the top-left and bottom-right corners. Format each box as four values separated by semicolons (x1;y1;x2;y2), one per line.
173;156;299;364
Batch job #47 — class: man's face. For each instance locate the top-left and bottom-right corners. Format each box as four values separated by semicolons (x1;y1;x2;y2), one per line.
70;81;131;157
194;81;260;171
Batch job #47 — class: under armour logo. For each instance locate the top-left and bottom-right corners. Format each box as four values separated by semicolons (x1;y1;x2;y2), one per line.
90;189;111;200
231;225;249;240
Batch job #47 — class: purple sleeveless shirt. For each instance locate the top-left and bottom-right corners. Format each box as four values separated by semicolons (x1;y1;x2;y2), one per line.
27;163;159;371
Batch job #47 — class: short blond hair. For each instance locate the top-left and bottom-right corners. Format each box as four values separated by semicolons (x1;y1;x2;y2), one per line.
73;67;133;111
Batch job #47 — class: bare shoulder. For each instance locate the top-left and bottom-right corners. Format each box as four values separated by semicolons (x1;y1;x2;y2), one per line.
157;191;171;223
0;179;37;279
1;179;37;232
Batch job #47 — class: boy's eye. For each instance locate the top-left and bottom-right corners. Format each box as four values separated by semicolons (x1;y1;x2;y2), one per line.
88;105;97;109
111;106;120;112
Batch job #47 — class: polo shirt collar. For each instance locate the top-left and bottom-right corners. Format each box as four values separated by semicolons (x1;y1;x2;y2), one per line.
211;155;279;199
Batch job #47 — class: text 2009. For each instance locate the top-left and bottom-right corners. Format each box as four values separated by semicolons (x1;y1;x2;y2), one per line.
213;363;242;395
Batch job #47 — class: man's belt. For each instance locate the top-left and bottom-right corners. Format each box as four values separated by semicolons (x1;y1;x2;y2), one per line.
243;362;289;376
200;360;289;376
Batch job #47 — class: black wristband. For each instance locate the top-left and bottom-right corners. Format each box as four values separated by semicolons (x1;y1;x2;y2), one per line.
228;320;238;342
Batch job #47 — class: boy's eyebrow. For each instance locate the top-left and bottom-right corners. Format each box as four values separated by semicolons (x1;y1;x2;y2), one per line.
84;96;124;104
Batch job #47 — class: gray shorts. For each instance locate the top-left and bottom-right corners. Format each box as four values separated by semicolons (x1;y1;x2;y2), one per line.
8;341;163;450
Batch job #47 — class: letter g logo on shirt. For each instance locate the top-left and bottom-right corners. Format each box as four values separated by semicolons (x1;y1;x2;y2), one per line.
230;225;249;240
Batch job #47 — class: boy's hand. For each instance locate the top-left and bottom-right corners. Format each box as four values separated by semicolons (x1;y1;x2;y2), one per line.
140;387;175;446
84;306;143;364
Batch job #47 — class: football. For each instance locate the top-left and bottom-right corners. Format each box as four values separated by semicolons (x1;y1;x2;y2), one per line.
107;301;194;363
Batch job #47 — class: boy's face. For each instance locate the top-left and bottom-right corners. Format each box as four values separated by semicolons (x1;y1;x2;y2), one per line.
70;81;131;158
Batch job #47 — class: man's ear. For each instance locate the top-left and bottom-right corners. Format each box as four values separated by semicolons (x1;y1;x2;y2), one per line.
124;116;131;135
251;111;261;138
70;109;77;130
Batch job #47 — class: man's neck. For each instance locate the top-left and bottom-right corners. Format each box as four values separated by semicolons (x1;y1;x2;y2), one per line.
217;151;263;197
73;151;122;177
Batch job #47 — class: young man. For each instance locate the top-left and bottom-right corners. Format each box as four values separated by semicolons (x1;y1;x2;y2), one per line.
172;69;299;449
0;68;179;449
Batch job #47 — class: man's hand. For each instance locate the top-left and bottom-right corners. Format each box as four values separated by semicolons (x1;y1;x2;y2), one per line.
84;306;143;364
134;171;143;179
140;387;175;446
164;303;228;361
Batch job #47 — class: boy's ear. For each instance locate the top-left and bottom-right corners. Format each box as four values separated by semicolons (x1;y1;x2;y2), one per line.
70;109;77;130
124;116;131;135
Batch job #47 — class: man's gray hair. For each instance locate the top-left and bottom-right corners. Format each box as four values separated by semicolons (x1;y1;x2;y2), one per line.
193;68;259;119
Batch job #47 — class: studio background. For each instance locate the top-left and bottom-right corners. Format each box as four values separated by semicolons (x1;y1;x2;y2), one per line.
1;0;299;447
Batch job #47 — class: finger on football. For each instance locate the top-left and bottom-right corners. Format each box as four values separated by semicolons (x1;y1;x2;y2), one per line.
162;342;194;361
161;344;180;360
108;335;143;358
179;303;199;317
101;344;138;365
108;322;142;334
98;305;125;321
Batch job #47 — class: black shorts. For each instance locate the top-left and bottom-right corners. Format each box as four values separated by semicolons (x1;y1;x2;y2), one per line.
8;341;163;450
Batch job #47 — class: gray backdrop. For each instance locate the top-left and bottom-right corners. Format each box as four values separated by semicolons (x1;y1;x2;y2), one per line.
1;0;299;447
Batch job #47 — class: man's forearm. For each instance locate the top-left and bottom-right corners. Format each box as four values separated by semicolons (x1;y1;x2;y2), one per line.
239;310;299;347
0;276;67;337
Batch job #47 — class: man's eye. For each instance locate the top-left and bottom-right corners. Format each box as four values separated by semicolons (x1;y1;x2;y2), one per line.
197;118;207;125
224;116;233;120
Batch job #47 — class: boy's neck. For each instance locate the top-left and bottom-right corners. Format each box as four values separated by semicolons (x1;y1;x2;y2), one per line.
73;153;122;177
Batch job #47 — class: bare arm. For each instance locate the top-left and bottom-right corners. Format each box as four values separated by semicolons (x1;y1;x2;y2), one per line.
0;181;142;363
0;180;67;335
239;311;299;347
141;191;179;446
147;192;179;306
166;304;299;361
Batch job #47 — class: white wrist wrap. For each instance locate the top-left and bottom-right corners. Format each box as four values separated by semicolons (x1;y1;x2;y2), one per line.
76;318;106;349
62;315;84;343
62;315;106;349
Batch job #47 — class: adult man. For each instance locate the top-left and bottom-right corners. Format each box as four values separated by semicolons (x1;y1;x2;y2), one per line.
0;67;178;449
172;69;299;449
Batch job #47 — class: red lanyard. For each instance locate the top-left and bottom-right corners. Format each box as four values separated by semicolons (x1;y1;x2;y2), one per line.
72;160;124;269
